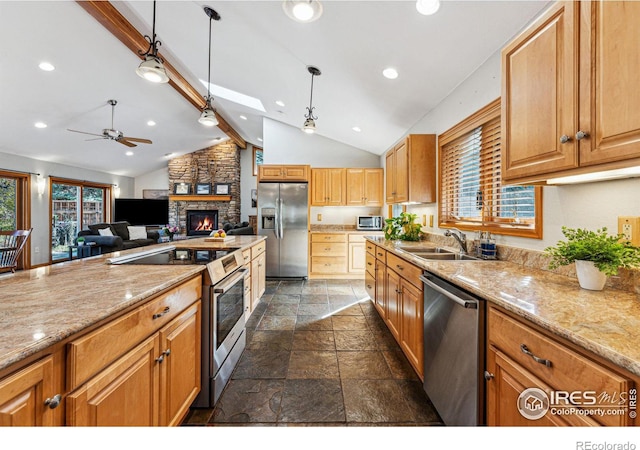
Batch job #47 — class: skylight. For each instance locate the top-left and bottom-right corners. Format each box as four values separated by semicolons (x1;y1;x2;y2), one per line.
199;80;266;112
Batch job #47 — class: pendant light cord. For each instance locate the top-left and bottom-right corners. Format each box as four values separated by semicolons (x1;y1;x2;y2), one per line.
308;74;315;111
206;14;212;103
152;1;157;48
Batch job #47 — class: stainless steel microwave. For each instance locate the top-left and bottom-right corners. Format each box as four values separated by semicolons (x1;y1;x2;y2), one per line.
357;216;383;231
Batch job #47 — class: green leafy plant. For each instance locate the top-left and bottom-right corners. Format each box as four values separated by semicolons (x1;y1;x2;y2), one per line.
383;212;422;241
544;226;640;276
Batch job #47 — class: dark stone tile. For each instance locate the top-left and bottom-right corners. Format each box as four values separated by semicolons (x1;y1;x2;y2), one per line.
245;311;264;331
382;350;419;380
301;285;328;295
297;303;331;316
328;293;359;303
256;316;297;330
365;313;388;332
359;300;378;316
246;330;294;351
327;285;355;295
337;351;391;379
341;379;414;423
287;351;339;379
332;315;369;330
326;279;353;286
292;330;335;350
276;282;303;294
299;294;329;304
334;330;378;351
210;379;283;423
396;379;443;424
265;303;299;316
279;379;345;423
372;329;401;351
295;315;334;331
303;279;327;286
269;294;301;304
232;349;290;379
329;303;365;316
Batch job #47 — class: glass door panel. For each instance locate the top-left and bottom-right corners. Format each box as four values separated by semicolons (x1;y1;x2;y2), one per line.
82;187;104;229
51;183;80;261
0;177;17;230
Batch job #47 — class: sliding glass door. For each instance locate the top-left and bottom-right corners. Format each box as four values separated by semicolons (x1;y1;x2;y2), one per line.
0;170;29;269
51;180;110;262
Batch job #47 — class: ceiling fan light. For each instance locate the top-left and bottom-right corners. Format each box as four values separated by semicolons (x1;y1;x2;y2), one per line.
416;0;440;16
199;107;219;127
136;55;169;83
283;0;323;23
302;117;316;134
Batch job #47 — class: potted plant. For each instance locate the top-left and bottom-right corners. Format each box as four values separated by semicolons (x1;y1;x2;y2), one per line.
76;236;85;246
544;226;640;290
383;212;422;242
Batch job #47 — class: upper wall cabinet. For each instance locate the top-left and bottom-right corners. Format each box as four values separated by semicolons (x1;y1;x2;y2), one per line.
345;168;383;207
311;168;346;206
502;1;640;184
258;165;310;182
385;134;436;204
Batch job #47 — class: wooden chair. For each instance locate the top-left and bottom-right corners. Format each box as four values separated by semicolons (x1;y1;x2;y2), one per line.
0;228;32;273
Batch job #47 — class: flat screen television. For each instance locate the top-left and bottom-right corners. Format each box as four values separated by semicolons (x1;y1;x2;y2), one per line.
114;198;169;226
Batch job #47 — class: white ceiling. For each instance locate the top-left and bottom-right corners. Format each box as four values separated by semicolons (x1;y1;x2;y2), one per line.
0;0;549;178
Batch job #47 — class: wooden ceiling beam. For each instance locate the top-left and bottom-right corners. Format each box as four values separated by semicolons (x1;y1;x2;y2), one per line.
76;1;247;149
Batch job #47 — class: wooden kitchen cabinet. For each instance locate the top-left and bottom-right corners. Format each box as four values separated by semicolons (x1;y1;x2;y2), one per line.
311;168;345;206
374;256;387;321
347;234;366;274
385;134;436;204
345;168;383;206
502;1;640;184
486;305;634;426
385;266;402;343
399;279;423;377
258;165;309;182
249;240;266;316
310;233;347;276
0;354;64;426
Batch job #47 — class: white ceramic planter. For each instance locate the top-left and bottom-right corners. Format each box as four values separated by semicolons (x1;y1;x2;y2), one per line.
575;260;607;291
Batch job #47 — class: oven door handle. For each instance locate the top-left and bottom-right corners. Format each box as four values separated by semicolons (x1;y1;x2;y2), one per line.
212;268;248;294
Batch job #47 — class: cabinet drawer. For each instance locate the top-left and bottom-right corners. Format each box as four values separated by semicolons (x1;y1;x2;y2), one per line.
364;270;375;300
386;253;422;289
366;241;376;255
311;256;347;274
365;251;376;276
311;242;347;256
251;241;266;259
375;246;386;262
488;307;630;426
311;233;346;243
67;276;202;390
348;234;366;243
242;248;251;264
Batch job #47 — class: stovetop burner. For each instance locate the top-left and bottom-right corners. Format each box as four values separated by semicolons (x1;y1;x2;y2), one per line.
108;247;241;265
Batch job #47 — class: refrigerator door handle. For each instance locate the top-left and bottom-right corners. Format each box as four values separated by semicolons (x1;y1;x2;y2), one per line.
279;198;285;238
274;198;281;239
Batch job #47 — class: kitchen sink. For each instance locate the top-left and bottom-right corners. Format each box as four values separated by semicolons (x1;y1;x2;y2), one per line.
396;246;453;254
406;251;484;261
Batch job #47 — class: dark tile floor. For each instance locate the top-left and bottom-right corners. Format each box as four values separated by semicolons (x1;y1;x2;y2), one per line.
182;279;442;426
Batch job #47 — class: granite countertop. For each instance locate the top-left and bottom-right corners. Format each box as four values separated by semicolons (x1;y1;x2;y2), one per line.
310;225;383;233
367;237;640;377
0;235;265;373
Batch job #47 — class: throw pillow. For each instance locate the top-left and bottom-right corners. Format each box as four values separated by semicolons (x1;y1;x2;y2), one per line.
111;221;131;240
98;227;114;237
127;226;147;240
89;222;115;235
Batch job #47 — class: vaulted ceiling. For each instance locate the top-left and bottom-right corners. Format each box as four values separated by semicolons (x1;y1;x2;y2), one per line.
0;1;549;177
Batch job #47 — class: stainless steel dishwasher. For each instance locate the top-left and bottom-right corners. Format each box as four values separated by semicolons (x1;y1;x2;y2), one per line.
420;272;485;426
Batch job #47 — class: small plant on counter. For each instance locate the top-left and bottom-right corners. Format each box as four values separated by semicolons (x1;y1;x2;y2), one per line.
383;212;422;241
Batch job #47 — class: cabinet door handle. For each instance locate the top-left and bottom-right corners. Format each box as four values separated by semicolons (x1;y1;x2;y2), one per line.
324;247;331;251
152;306;170;320
484;371;495;381
367;262;373;266
155;349;171;363
559;134;572;144
44;394;62;409
367;284;373;289
575;130;590;140
396;264;404;271
520;344;552;367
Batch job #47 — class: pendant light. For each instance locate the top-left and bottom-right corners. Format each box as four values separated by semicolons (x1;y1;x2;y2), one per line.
283;0;323;23
302;66;321;134
199;6;221;127
136;1;169;83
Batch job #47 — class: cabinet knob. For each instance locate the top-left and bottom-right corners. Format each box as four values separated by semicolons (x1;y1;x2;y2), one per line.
44;394;62;409
575;130;590;140
559;135;572;144
483;371;495;381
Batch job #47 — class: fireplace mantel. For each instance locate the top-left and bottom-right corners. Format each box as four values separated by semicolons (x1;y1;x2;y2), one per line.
168;195;231;202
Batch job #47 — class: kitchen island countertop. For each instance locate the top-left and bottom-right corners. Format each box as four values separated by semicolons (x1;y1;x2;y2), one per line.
366;237;640;377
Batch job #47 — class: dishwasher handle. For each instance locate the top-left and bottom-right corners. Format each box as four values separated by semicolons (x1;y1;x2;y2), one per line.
420;274;478;309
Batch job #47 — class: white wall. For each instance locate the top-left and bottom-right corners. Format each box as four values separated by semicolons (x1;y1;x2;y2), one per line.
134;167;168;198
0;151;134;266
240;144;257;222
397;49;640;251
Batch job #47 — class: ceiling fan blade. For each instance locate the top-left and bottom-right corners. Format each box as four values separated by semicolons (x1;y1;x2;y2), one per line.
67;129;105;138
117;139;137;148
85;137;106;141
121;137;152;144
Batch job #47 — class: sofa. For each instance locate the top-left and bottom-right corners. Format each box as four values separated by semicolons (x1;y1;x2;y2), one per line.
77;221;160;254
222;221;254;235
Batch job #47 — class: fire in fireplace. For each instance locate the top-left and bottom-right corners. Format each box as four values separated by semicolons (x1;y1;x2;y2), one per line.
186;210;219;236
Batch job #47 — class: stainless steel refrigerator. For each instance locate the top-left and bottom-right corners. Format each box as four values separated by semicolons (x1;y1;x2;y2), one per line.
257;182;309;278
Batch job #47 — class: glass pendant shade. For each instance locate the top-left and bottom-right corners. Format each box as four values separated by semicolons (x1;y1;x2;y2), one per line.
199;107;218;127
136;55;169;83
302;117;316;134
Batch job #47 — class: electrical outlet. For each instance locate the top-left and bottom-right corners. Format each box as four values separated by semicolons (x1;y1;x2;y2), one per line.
429;214;434;228
422;215;427;226
618;216;640;246
317;213;322;221
35;247;40;253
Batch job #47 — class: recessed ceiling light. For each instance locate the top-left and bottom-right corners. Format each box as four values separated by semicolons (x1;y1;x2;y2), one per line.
275;100;285;107
416;0;440;16
352;126;361;132
383;68;399;79
147;120;156;126
38;62;55;71
126;151;134;156
257;137;263;142
240;115;247;120
34;122;47;129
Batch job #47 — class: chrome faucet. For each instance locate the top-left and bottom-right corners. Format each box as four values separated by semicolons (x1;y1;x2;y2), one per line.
445;228;467;253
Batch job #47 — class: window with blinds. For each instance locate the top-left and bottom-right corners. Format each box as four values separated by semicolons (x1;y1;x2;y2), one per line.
438;98;542;239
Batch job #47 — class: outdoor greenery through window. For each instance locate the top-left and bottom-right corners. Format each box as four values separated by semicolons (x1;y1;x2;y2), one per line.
0;177;17;230
439;98;542;238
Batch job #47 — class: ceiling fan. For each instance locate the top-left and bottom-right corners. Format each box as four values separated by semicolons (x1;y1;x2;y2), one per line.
67;99;152;148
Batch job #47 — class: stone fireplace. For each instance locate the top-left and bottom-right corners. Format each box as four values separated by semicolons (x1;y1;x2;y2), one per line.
186;210;218;236
168;141;240;235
